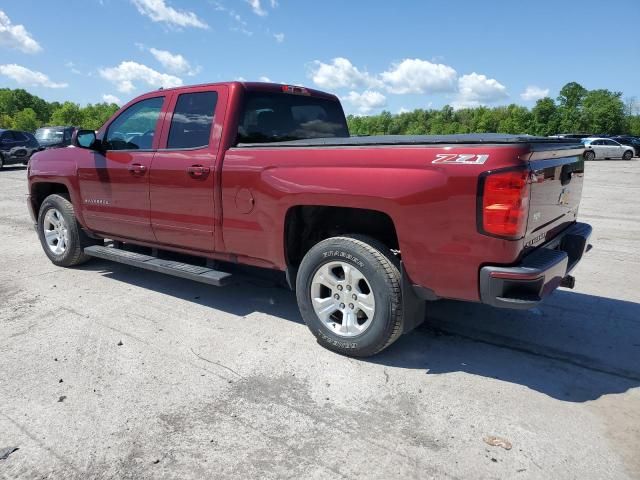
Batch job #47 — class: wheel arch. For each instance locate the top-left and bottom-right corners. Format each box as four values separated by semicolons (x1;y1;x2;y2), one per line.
283;205;400;288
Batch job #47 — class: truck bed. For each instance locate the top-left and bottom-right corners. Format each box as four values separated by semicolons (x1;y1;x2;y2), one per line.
237;133;582;149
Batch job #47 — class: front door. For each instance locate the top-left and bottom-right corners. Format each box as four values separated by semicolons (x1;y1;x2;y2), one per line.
149;87;226;252
77;95;167;242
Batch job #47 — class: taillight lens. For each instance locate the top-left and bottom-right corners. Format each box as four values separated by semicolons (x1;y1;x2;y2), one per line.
480;169;530;239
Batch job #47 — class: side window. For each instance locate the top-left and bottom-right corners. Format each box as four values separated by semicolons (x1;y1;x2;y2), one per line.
167;91;218;150
105;96;164;151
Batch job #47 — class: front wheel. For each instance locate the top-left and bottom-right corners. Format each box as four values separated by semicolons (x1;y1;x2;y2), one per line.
296;235;404;357
37;194;95;267
584;150;596;161
623;150;633;160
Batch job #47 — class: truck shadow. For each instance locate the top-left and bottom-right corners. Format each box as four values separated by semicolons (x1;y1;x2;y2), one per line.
80;260;639;402
376;291;640;402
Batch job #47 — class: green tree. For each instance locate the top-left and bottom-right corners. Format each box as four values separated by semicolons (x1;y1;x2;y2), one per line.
557;82;587;132
531;97;560;136
0;113;13;129
12;108;39;132
50;101;83;126
581;89;625;134
81;102;120;130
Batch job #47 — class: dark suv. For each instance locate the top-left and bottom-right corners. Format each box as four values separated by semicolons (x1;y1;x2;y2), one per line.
0;129;40;168
35;126;77;149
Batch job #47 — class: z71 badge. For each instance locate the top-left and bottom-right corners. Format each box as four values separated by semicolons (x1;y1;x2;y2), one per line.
432;154;489;165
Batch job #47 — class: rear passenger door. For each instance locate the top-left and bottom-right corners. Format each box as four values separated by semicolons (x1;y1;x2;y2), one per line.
149;86;227;252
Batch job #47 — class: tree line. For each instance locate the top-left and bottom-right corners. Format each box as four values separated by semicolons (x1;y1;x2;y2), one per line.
1;81;639;137
0;88;120;132
348;82;640;137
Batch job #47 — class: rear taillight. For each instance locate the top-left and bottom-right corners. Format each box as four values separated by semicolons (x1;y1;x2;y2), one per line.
478;168;530;239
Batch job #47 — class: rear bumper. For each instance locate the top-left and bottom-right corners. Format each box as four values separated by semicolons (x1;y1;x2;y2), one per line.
479;222;592;309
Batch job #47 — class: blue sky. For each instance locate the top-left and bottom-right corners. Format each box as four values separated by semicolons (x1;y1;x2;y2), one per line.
1;0;639;115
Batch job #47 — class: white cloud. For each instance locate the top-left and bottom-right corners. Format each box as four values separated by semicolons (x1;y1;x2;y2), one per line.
131;0;208;28
343;90;387;114
65;61;83;75
380;58;457;94
0;10;41;54
102;93;122;105
273;32;284;43
520;85;549;102
309;57;381;90
0;64;67;88
100;61;182;93
270;0;278;7
452;72;508;109
246;0;267;16
259;76;272;82
149;47;200;75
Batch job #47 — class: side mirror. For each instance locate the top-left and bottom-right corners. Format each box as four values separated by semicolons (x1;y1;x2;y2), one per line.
72;129;100;150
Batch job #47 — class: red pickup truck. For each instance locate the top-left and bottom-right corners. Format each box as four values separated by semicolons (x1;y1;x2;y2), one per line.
27;82;592;357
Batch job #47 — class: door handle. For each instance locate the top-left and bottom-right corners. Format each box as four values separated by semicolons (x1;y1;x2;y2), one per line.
128;163;147;175
187;165;210;177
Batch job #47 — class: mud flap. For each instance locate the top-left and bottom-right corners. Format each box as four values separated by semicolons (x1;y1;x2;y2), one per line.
401;261;427;333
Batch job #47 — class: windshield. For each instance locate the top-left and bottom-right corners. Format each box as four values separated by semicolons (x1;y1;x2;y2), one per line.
237;91;349;144
35;128;65;143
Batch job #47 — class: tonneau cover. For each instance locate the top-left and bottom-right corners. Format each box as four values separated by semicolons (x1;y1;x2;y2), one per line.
237;133;582;148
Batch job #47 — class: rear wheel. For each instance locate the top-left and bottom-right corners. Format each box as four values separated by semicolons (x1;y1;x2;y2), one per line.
623;150;633;160
0;154;4;169
584;150;595;161
296;235;403;357
37;194;97;267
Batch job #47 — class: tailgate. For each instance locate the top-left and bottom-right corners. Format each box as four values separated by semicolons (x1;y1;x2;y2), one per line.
523;144;585;249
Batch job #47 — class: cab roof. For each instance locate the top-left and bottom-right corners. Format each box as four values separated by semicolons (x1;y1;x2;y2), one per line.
146;81;339;100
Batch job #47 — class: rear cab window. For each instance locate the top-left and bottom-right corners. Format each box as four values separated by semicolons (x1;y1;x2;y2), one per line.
237;90;349;144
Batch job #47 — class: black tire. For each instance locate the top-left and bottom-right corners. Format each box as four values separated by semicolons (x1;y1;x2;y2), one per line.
584;150;595;161
623;150;633;160
296;235;403;357
0;154;4;169
37;194;96;267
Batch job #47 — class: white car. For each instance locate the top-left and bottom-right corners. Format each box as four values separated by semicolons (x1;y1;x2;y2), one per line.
581;137;634;161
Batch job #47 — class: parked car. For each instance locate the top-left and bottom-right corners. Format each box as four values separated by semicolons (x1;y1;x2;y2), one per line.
550;133;593;139
27;82;592;357
35;126;77;149
610;136;640;157
581;137;634;160
0;129;40;168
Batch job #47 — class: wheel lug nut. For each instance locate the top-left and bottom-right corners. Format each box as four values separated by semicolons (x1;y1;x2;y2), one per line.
349;303;354;309
334;294;340;300
339;303;345;309
352;294;357;300
337;285;343;291
346;285;352;291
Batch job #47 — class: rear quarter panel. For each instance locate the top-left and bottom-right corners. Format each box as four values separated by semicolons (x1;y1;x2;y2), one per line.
221;144;529;301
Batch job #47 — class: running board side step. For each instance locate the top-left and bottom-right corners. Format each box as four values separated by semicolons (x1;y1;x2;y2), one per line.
84;245;233;286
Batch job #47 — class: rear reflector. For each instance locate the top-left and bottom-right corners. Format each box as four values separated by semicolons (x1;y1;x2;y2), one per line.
479;169;530;239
